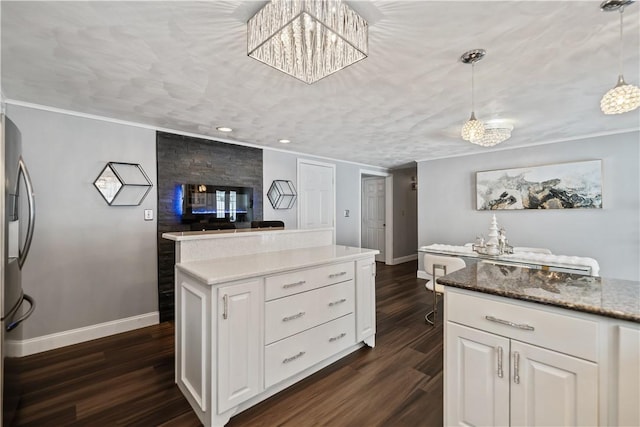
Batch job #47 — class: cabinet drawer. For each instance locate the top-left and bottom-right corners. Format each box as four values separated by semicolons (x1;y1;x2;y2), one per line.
265;313;355;388
265;261;354;301
265;280;355;345
446;289;599;361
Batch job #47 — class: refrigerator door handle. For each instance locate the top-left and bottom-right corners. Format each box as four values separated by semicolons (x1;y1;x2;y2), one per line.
6;293;35;332
17;156;36;269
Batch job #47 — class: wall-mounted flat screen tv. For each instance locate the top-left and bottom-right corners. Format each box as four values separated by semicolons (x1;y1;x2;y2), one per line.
181;184;253;227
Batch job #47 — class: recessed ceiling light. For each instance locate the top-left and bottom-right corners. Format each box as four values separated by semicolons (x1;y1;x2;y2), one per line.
279;139;291;144
216;126;233;132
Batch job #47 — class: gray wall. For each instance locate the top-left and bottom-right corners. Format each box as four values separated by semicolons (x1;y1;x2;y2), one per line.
263;150;386;248
7;104;158;339
417;132;640;281
392;166;418;259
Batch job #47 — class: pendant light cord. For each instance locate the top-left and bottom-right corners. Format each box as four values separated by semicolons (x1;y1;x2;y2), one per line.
619;8;624;77
471;62;476;114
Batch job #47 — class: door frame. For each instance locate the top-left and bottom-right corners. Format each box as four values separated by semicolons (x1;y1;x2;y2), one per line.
359;169;393;265
297;158;336;243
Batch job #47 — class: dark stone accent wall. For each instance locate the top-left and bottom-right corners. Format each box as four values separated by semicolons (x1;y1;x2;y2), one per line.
156;132;263;321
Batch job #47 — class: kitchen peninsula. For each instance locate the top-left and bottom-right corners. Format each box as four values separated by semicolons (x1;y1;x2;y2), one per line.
162;228;378;427
440;263;640;426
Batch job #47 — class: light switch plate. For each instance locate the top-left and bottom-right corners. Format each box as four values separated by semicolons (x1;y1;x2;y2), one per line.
144;209;154;221
344;209;350;217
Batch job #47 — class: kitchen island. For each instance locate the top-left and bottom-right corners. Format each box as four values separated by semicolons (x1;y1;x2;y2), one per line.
439;263;639;426
163;229;378;427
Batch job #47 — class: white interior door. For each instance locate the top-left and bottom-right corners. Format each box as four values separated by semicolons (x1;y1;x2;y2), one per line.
298;160;335;230
361;177;385;262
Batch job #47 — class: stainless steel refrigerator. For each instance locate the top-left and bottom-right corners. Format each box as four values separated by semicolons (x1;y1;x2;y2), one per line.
1;113;36;426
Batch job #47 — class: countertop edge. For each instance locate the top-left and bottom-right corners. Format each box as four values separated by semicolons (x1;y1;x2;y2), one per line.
441;280;640;323
163;227;334;241
176;247;379;285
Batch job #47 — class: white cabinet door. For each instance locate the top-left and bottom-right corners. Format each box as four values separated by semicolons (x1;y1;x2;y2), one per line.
217;280;262;413
355;258;376;344
615;324;640;426
446;322;510;427
510;340;598;426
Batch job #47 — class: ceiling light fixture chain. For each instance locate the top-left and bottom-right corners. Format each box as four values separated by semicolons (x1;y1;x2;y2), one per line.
599;0;639;114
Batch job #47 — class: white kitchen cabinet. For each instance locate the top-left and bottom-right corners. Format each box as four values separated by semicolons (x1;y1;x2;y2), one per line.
217;280;262;413
445;287;599;426
611;323;640;426
510;340;598;426
445;322;510;426
356;258;376;346
174;250;377;427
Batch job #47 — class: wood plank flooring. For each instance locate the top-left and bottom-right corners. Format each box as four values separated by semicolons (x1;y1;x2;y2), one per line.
12;261;443;426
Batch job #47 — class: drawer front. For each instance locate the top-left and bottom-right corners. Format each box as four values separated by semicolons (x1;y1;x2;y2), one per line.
265;280;355;344
265;261;354;301
446;289;599;361
265;313;355;388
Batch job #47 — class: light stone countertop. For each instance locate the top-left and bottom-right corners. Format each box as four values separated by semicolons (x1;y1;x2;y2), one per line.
163;227;332;241
176;245;379;285
439;263;639;323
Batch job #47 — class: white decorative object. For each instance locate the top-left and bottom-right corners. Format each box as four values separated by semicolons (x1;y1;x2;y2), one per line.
487;214;499;246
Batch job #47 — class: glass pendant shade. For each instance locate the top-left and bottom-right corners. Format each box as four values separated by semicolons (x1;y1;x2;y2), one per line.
247;0;368;84
471;123;513;147
461;112;485;142
600;75;640;114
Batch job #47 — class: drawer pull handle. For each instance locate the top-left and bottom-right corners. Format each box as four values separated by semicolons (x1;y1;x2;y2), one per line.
222;295;228;320
328;298;347;307
283;280;306;289
329;332;347;342
329;271;347;279
283;351;306;364
283;311;306;322
513;351;520;384
497;346;504;378
485;316;534;331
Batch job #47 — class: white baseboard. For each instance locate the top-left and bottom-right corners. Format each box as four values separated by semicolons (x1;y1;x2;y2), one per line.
6;311;159;357
417;270;429;280
389;254;418;265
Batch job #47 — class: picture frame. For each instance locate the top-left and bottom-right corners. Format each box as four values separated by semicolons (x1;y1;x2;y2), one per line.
476;160;602;210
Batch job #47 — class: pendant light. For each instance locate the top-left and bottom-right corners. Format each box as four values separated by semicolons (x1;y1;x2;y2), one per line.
460;49;486;142
600;0;640;114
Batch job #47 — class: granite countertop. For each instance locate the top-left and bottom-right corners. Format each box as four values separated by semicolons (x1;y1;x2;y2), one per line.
439;263;639;323
176;245;379;285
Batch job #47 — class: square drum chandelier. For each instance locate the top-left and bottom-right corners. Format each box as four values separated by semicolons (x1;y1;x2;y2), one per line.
247;0;368;84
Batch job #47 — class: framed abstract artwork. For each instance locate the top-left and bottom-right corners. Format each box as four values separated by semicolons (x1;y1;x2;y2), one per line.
476;160;602;210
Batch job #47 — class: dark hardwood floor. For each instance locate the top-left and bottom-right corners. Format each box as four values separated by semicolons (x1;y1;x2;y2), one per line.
13;261;443;426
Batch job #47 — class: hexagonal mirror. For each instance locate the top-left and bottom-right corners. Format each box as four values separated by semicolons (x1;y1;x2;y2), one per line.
94;162;153;206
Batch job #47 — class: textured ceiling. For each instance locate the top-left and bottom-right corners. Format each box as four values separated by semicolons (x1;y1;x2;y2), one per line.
2;1;639;168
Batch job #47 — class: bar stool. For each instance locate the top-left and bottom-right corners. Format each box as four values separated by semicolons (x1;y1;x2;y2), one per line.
424;254;466;325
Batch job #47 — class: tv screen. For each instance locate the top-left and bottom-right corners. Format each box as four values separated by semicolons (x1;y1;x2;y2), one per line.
181;184;253;226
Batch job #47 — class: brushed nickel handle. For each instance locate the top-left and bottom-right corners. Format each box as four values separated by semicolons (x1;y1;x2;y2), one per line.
283;351;306;364
497;346;504;378
283;311;305;322
283;280;306;289
485;316;534;331
514;351;520;384
329;271;347;279
329;332;347;342
222;295;228;319
328;298;347;307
